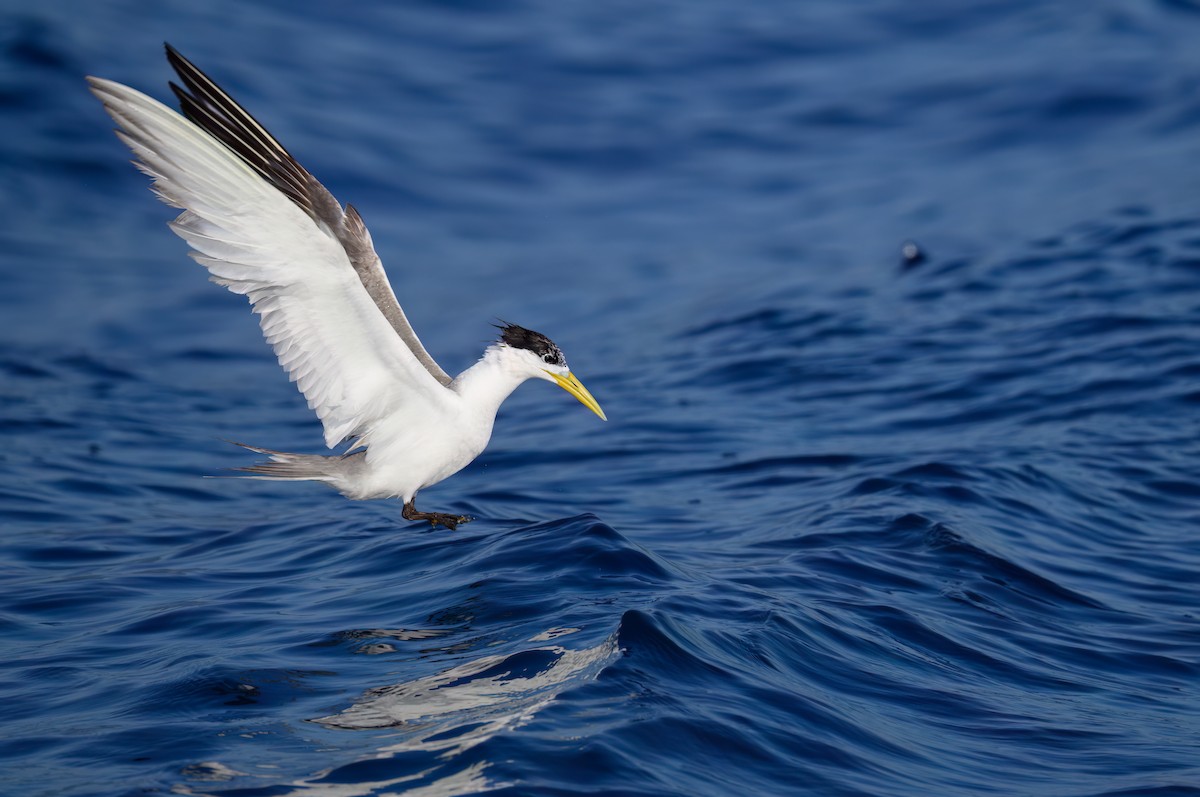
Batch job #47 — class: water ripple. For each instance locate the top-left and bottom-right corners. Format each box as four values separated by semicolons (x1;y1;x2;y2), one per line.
4;2;1200;796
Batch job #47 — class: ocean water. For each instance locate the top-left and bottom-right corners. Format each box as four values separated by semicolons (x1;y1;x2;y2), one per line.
2;2;1200;795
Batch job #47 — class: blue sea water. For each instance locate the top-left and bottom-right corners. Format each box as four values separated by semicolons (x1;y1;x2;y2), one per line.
2;1;1200;795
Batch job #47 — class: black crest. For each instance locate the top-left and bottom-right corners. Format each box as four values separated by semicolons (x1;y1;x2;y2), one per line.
496;323;566;367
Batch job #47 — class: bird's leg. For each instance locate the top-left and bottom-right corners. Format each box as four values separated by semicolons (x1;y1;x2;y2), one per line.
402;499;471;530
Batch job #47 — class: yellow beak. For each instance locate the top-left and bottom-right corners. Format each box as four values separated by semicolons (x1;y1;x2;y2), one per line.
546;370;607;421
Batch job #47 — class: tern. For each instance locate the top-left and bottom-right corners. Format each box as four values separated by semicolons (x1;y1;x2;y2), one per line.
88;45;606;530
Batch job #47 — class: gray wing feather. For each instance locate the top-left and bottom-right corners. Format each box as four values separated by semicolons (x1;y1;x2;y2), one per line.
341;205;453;385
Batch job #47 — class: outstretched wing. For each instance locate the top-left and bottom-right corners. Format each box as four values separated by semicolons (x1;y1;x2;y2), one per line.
89;57;451;448
161;45;453;388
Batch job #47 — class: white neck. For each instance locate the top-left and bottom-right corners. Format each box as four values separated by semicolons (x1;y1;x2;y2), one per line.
449;345;534;420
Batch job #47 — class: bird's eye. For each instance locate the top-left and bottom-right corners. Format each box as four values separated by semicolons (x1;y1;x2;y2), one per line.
543;353;556;364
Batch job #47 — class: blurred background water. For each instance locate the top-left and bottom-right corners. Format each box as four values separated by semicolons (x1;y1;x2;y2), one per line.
2;2;1200;795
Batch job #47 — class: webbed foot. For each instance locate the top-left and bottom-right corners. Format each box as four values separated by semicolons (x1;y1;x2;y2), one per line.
402;499;472;530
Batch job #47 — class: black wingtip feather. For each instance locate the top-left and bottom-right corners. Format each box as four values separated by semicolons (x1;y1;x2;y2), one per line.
163;45;317;217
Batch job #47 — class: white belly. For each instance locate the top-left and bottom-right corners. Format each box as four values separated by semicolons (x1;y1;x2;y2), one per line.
351;399;496;502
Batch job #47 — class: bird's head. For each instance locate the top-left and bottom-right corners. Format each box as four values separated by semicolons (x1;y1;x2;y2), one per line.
494;322;607;421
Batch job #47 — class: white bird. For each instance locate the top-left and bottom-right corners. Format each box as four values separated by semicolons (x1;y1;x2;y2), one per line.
88;45;606;530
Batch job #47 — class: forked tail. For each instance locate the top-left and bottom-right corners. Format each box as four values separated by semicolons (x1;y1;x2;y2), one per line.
227;442;363;490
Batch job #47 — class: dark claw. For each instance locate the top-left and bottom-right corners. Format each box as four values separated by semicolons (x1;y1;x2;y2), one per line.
402;499;472;530
425;513;470;531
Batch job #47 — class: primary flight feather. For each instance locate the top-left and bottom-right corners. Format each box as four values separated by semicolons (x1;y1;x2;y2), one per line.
88;45;606;529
